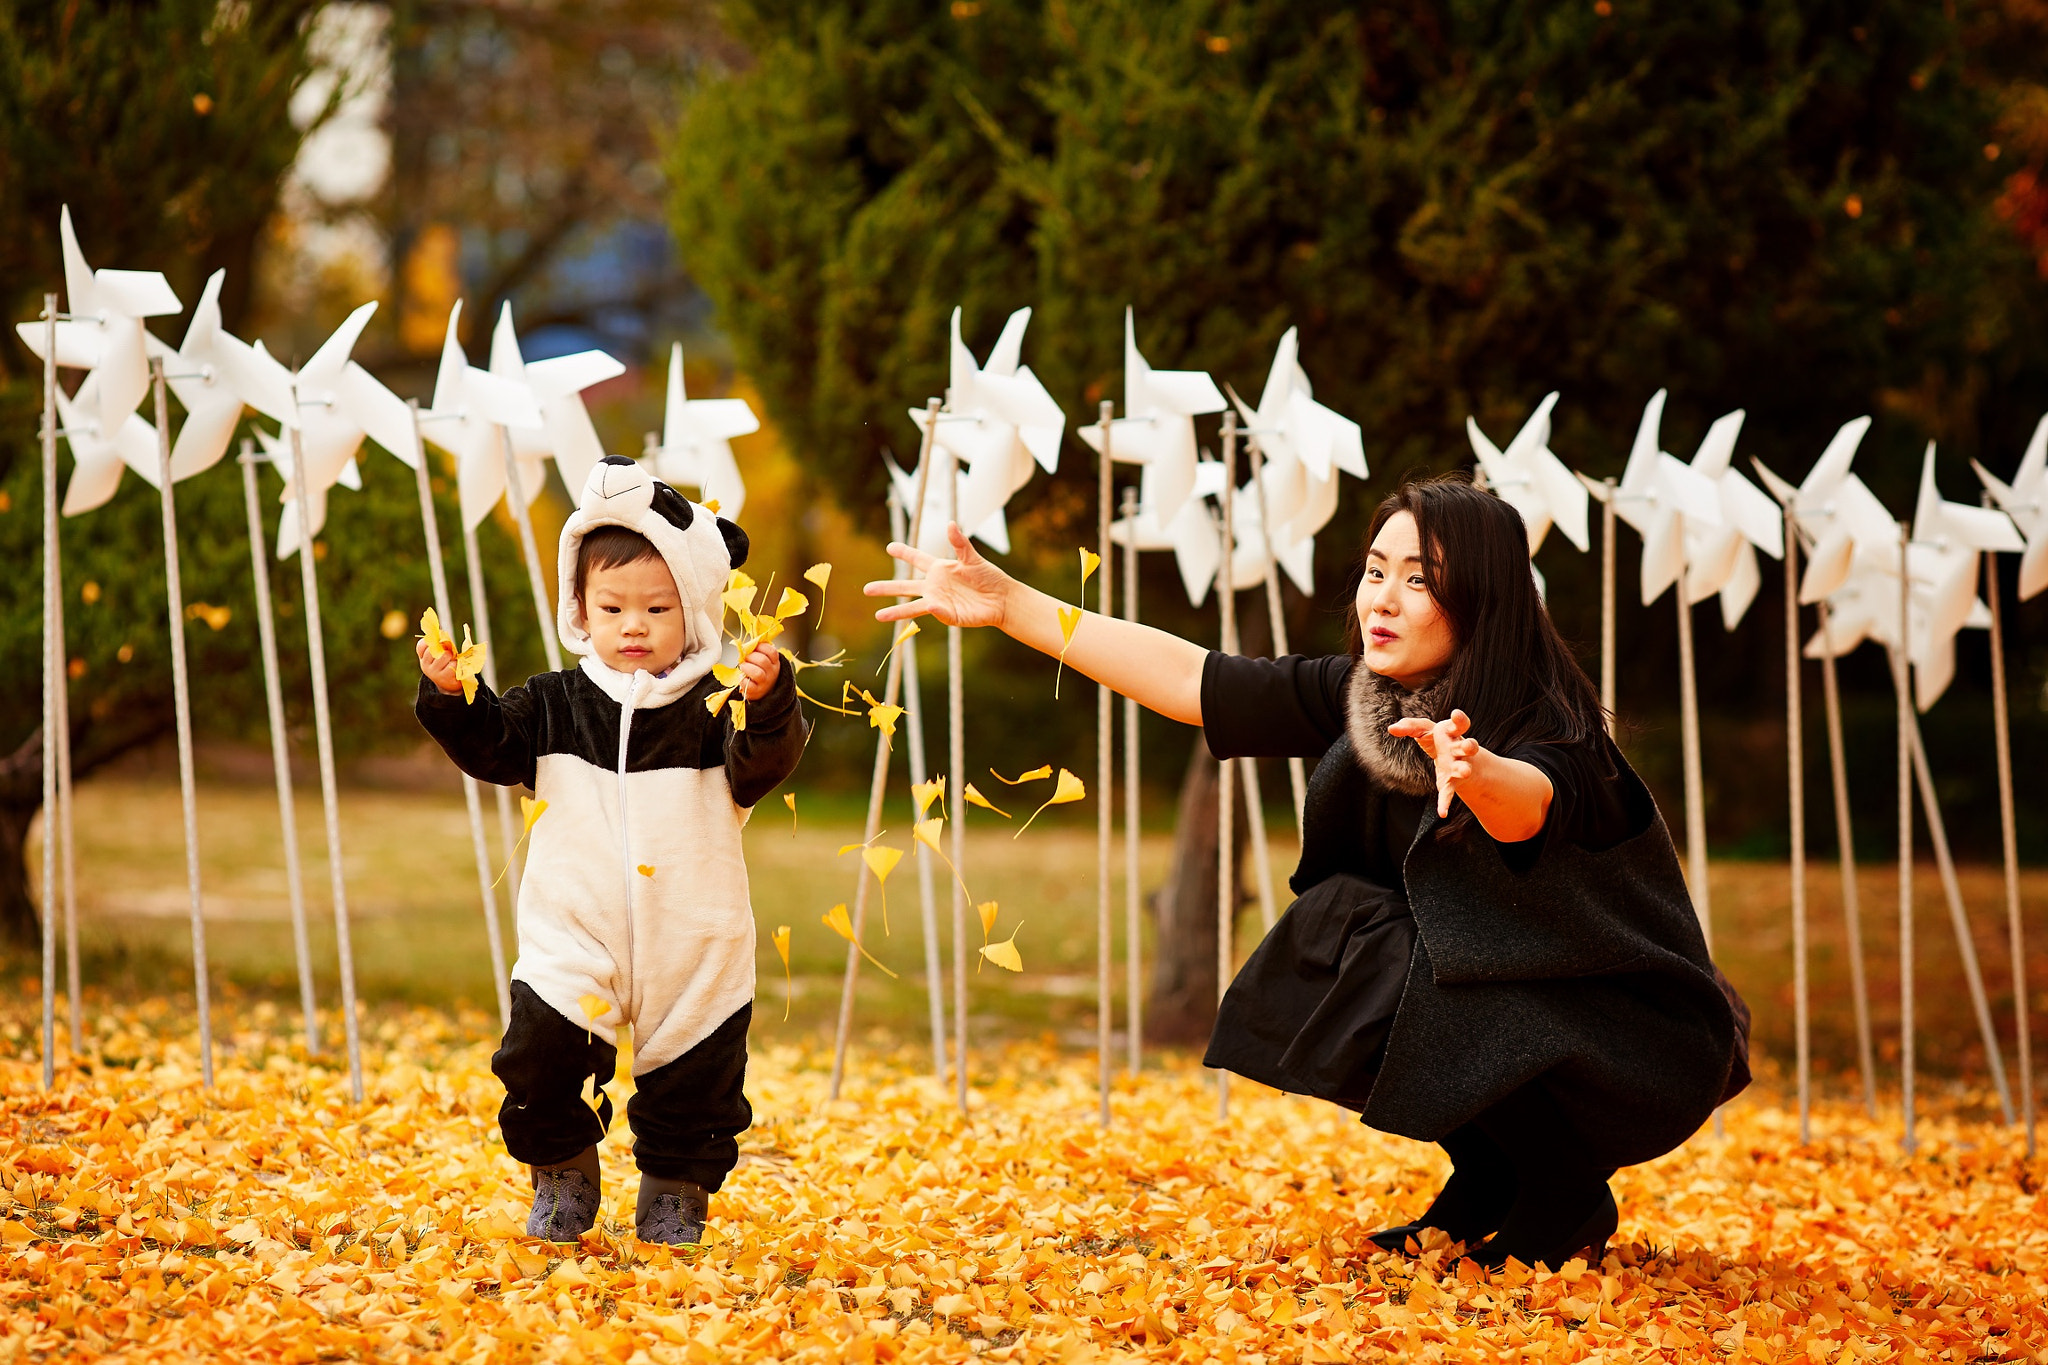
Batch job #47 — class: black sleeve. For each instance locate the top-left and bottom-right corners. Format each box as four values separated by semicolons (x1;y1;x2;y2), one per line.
415;676;543;789
1494;734;1640;869
720;664;810;809
1200;652;1355;761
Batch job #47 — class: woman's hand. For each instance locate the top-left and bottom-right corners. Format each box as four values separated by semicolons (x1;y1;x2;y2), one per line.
1388;708;1480;819
738;640;782;701
863;522;1014;629
416;636;462;695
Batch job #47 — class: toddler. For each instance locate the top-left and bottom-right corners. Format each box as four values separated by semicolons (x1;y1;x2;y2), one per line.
416;456;806;1244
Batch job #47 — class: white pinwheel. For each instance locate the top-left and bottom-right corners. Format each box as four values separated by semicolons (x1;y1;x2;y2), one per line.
487;303;626;502
1078;308;1226;527
646;341;759;518
1111;459;1225;608
1903;444;2022;707
1603;389;1726;605
1674;408;1784;629
1752;416;1897;606
427;302;546;531
51;373;159;515
1466;391;1590;558
902;306;1067;556
275;302;423;558
44;207;183;439
1227;327;1365;593
1973;414;2048;601
153;271;302;482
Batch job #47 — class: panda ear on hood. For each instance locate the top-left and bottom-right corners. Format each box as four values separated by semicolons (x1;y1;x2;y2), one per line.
647;480;696;534
717;517;749;570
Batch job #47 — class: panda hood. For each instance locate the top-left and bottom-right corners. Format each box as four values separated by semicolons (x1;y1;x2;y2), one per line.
556;455;748;711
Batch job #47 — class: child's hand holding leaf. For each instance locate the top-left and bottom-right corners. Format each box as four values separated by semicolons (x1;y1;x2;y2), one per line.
738;640;782;701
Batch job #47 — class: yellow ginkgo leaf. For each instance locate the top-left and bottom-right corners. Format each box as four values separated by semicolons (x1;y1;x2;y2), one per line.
637;865;655;878
706;684;737;717
493;797;548;887
977;900;999;939
913;818;944;854
774;587;809;621
771;925;792;1020
1054;605;1083;698
721;585;757;619
912;778;946;818
1016;768;1086;837
577;993;610;1024
821;902;897;978
980;923;1024;973
803;563;832;626
991;765;1053;786
712;662;742;688
963;783;1011;819
703;498;721;515
453;626;487;705
728;568;757;596
797;683;858;715
876;621;919;674
784;791;797;836
861;844;904;934
1079;547;1101;587
420;607;451;656
730;697;747;732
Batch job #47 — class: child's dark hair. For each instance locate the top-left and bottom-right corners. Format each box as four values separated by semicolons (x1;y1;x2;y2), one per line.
575;526;662;600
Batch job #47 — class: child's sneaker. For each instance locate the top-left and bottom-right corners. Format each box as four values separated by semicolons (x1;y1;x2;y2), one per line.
526;1166;600;1241
636;1180;708;1245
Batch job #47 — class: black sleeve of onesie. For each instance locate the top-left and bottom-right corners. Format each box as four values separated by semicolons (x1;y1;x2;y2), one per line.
415;676;543;789
1200;652;1356;761
721;664;809;809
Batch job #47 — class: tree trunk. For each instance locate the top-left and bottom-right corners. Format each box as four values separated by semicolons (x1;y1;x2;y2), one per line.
1145;738;1255;1045
0;727;45;948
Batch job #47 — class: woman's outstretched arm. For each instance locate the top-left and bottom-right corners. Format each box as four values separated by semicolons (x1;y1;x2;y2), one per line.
864;522;1209;726
1388;709;1554;843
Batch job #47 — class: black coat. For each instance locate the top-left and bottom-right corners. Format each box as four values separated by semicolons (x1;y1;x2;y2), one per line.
1202;654;1739;1170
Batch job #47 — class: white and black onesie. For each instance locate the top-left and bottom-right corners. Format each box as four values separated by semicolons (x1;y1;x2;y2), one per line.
416;457;806;1189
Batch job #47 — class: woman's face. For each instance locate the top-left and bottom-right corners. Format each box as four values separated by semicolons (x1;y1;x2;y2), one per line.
1356;510;1456;690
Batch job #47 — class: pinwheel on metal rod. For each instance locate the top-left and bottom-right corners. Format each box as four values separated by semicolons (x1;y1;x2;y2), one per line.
886;484;950;1086
1972;414;2046;1157
1752;417;1884;1116
1080;308;1227;529
1215;409;1242;1122
646;341;760;518
1467;390;1592;603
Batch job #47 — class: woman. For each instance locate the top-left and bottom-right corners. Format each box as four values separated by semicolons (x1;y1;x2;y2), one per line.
866;474;1745;1270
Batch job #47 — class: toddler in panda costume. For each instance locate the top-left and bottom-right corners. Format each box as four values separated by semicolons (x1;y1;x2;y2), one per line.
415;456;807;1245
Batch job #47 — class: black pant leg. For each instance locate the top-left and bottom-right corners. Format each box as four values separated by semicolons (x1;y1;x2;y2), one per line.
626;1003;753;1190
492;981;617;1168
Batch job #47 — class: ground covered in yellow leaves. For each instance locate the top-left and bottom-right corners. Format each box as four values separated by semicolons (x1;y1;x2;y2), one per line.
2;1001;2045;1363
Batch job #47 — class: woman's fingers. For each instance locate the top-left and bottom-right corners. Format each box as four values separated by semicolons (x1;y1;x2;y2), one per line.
947;521;976;560
863;575;929;599
872;597;935;623
1448;708;1472;737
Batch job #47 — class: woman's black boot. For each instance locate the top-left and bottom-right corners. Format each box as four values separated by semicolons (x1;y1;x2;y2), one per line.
1469;1080;1620;1270
1369;1122;1516;1253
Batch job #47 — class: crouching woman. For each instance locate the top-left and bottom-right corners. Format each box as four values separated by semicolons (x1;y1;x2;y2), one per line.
866;473;1746;1269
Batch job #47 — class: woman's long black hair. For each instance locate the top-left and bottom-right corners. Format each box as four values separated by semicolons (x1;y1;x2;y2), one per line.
1352;473;1610;768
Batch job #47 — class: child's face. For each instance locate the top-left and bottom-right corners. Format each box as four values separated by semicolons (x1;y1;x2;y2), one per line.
582;555;686;675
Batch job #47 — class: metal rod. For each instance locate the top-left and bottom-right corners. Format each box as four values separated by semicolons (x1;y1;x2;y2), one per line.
53;521;78;1054
240;442;320;1052
1217;410;1239;1120
1675;553;1710;947
498;427;563;673
1601;479;1617;737
892;487;948;1083
829;398;940;1101
940;428;970;1116
411;403;510;1028
1897;525;1915;1156
1121;482;1143;1076
463;519;526;911
1908;716;2016;1123
1985;544;2035;1157
1097;402;1115;1129
152;359;214;1087
1817;597;1877;1116
1785;505;1809;1142
40;294;57;1090
1246;438;1308;831
285;415;361;1102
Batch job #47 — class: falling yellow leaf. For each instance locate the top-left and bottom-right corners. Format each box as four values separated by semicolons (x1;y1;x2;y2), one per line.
821;902;897;978
913;818;945;854
577;993;610;1024
980;922;1024;972
797;683;858;715
1054;605;1083;697
876;621;919;674
1080;547;1101;587
963;783;1011;819
492;797;548;887
804;562;832;625
861;845;904;934
774;587;809;621
991;765;1053;786
772;925;792;1020
868;702;904;736
784;791;798;836
978;900;999;938
1016;768;1086;837
730;697;747;732
912;778;946;818
637;865;655;878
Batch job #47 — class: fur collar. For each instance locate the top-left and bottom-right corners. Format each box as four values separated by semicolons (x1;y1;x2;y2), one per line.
1345;662;1456;797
